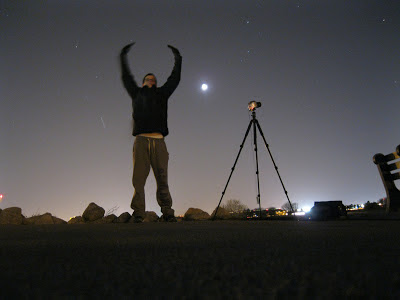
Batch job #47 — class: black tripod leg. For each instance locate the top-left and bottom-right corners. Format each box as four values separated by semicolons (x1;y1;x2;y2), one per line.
253;118;262;219
255;120;295;213
212;119;253;220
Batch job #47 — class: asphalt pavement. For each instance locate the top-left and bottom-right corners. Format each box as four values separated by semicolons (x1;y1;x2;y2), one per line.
0;220;399;298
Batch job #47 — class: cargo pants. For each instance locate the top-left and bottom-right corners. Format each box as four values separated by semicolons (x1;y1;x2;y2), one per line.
131;136;174;218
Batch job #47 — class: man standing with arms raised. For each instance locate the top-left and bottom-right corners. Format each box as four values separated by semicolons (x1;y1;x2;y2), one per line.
119;42;182;223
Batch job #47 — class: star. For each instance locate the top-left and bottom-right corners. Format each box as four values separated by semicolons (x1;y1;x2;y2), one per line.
201;83;208;91
241;17;251;25
0;8;9;17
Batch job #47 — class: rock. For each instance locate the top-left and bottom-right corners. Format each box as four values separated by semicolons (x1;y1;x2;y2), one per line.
25;213;54;225
144;211;159;222
91;214;117;224
128;211;159;223
105;214;117;223
36;213;54;225
128;215;137;223
52;216;67;224
82;202;105;222
115;212;131;223
211;207;231;220
0;207;24;225
23;215;40;225
68;216;85;224
184;208;211;221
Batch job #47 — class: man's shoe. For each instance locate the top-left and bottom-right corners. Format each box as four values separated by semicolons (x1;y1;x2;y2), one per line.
134;216;144;223
162;215;177;222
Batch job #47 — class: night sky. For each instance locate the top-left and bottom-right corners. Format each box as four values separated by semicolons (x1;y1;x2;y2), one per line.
1;1;399;220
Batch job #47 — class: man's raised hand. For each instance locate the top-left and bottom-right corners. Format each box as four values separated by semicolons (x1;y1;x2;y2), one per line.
167;45;181;58
121;42;135;55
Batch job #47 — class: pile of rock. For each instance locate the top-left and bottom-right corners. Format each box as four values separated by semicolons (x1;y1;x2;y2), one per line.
0;207;66;225
68;202;159;224
65;203;226;223
0;203;231;225
0;203;160;225
182;207;233;221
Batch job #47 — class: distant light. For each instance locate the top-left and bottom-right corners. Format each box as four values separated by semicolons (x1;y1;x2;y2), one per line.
201;83;208;91
302;206;311;213
294;211;306;216
0;194;3;202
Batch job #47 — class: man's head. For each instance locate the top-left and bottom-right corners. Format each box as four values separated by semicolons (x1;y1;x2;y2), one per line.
142;73;157;88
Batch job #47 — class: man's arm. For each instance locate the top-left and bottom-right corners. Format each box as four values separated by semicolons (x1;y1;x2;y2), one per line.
161;45;182;97
119;42;139;97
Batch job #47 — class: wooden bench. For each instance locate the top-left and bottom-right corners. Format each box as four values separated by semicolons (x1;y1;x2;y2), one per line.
373;145;400;212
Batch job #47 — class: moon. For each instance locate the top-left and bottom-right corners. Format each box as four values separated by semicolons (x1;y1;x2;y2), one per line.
201;83;208;91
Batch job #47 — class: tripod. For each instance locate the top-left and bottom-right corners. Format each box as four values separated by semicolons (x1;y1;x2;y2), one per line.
212;110;294;220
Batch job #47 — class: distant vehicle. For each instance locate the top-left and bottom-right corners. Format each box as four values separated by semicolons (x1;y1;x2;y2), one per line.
308;201;347;220
246;208;267;219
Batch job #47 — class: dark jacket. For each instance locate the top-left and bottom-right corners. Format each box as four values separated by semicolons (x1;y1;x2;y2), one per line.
120;50;182;137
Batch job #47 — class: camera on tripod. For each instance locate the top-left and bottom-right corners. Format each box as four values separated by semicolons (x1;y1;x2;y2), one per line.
248;101;262;111
213;100;294;220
